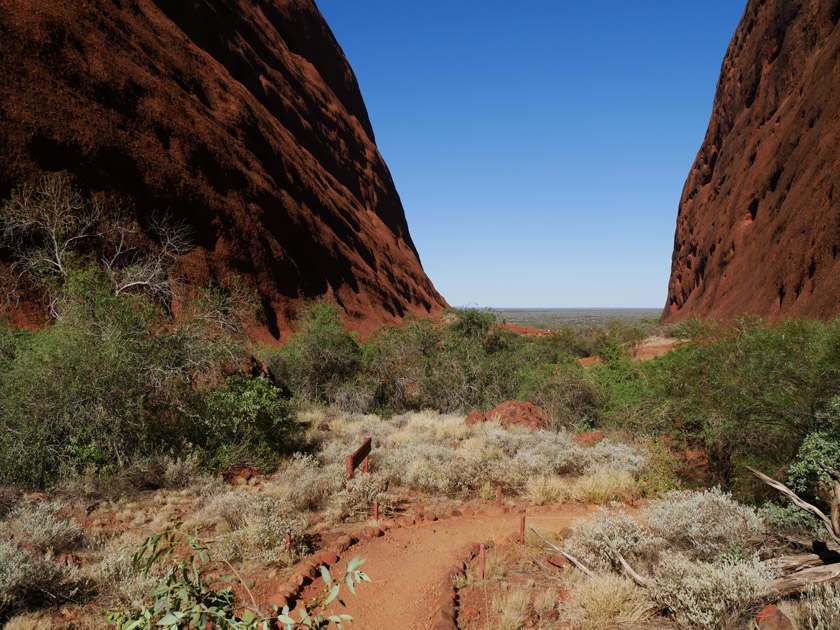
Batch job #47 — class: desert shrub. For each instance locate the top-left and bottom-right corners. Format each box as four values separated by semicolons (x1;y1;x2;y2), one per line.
331;473;390;521
636;437;684;497
0;540;68;618
650;552;773;629
0;486;18;520
526;475;568;505
162;454;202;490
565;573;655;630
188;375;293;470
3;613;52;630
800;582;840;630
272;453;342;513
573;468;634;504
759;501;825;539
645;488;765;561
584;440;648;476
563;510;663;573
6;500;84;554
93;533;160;606
274;300;362;402
0;269;253;487
786;413;840;508
645;317;840;495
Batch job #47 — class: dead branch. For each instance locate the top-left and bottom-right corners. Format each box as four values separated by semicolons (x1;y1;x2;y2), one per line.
764;563;840;598
523;548;564;585
529;526;594;579
763;553;830;573
747;466;840;544
602;535;649;588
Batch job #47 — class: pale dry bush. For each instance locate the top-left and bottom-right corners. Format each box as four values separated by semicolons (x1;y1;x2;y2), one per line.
799;582;840;630
0;539;68;616
3;613;52;630
573;468;634;504
565;572;655;629
91;532;159;605
491;587;530;630
269;452;342;513
645;487;765;561
649;552;773;629
563;510;663;573
331;472;390;521
526;475;569;505
6;500;84;553
584;439;649;476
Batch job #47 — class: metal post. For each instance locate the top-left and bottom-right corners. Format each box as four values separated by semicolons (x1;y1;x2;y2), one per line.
496;485;502;508
520;515;525;545
374;501;379;521
479;544;485;580
346;455;354;480
363;456;369;473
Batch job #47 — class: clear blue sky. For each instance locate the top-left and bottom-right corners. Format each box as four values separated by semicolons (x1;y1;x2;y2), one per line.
316;1;747;309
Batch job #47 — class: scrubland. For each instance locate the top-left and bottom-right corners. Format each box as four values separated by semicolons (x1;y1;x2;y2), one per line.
3;179;840;627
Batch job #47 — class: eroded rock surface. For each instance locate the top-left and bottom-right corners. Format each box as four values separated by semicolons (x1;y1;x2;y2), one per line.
663;0;840;323
0;0;447;338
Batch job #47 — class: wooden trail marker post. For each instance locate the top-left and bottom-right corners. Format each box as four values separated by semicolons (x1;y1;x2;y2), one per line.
520;516;525;545
496;485;502;508
479;544;486;580
374;501;379;521
346;437;372;480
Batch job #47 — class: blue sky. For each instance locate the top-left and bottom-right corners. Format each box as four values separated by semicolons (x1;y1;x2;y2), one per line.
316;1;747;309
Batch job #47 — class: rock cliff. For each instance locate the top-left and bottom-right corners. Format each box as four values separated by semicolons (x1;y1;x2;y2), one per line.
662;0;840;323
0;0;447;338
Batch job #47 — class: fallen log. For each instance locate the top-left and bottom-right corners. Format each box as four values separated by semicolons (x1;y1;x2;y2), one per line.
764;563;840;598
529;526;595;579
763;553;828;573
602;535;649;588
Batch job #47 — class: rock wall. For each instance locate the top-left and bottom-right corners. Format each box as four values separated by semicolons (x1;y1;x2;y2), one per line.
662;0;840;323
0;0;447;339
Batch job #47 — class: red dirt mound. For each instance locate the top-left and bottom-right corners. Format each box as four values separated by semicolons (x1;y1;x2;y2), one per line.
662;0;840;324
0;0;447;340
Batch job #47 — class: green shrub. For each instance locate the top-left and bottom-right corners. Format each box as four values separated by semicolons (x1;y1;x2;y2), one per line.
188;375;292;470
0;540;69;618
274;300;361;403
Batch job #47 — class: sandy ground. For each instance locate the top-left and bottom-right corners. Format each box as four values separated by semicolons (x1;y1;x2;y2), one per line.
293;504;591;630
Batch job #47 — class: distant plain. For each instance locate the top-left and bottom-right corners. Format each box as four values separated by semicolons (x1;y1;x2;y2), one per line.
491;308;662;329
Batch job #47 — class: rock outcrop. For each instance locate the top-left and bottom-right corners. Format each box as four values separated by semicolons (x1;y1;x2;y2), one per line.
0;0;447;339
662;0;840;323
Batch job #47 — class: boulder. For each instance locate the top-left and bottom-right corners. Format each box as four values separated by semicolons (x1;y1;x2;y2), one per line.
487;401;552;431
755;604;793;630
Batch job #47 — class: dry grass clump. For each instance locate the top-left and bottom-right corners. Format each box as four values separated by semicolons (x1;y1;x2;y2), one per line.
526;475;569;505
573;468;634;504
89;532;159;606
565;573;656;629
491;587;531;630
645;487;765;561
563;510;662;573
532;588;559;615
584;440;649;476
270;453;342;513
649;552;773;629
5;500;84;554
200;491;307;565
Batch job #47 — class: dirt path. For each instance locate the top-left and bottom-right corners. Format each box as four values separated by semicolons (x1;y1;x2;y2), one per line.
294;504;592;630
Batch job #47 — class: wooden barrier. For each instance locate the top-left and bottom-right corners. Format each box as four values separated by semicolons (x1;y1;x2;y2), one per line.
346;437;372;480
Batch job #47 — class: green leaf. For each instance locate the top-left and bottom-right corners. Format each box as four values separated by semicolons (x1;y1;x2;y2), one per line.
325;584;340;605
320;565;332;586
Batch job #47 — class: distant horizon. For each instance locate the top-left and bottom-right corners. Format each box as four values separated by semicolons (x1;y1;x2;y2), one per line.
457;306;662;311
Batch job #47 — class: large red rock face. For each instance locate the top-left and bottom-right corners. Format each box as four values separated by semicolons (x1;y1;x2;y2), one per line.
662;0;840;324
0;0;447;339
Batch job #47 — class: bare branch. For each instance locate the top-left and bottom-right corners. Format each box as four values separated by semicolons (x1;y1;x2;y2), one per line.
529;526;595;579
747;466;840;544
603;535;649;588
523;547;564;585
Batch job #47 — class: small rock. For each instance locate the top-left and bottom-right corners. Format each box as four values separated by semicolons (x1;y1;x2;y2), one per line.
450;509;462;518
424;511;438;522
573;430;605;447
317;551;339;566
266;593;288;610
396;515;415;527
461;508;475;517
756;604;793;630
461;606;480;620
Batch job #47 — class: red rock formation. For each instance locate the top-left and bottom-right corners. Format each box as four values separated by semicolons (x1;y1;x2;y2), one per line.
0;0;447;339
486;401;552;432
662;0;840;324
